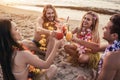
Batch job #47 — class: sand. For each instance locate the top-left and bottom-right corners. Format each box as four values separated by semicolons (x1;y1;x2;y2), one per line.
0;5;111;80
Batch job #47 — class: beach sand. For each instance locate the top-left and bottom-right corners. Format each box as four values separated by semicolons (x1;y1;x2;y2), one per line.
0;5;110;80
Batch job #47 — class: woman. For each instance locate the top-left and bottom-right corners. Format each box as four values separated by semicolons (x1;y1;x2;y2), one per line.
0;18;62;80
64;11;101;69
34;4;61;59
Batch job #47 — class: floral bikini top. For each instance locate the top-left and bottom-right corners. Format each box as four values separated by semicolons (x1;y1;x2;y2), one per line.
98;40;120;74
77;28;92;54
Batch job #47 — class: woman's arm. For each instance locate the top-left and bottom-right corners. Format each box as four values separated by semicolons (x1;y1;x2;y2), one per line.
22;38;61;69
34;17;52;42
72;27;78;34
33;27;52;42
37;17;43;28
72;36;107;52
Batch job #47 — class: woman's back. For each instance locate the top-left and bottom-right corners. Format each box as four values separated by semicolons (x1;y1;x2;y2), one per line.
12;51;29;80
0;18;61;80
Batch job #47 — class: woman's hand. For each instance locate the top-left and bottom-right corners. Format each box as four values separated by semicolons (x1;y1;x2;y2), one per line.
72;34;79;43
34;29;42;42
50;30;57;37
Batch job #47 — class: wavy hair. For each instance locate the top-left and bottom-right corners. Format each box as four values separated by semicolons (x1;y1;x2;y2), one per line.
79;11;100;43
42;4;58;22
0;19;23;80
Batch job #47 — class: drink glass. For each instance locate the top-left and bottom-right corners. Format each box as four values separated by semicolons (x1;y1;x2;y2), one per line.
65;31;72;44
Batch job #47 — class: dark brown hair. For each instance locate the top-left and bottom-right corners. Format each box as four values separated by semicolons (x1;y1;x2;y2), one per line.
0;19;23;80
110;14;120;40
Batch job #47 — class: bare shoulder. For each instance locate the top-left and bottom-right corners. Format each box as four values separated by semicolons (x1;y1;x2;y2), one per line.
21;40;39;51
98;51;120;80
105;50;120;66
106;51;120;59
37;17;43;23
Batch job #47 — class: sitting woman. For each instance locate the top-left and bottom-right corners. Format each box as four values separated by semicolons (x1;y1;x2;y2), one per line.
0;18;63;80
64;11;101;69
33;4;62;59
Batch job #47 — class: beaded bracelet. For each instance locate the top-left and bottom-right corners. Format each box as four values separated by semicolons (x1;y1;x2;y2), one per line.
32;39;41;47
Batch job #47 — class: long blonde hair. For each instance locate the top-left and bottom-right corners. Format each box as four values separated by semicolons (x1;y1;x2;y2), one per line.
79;11;100;43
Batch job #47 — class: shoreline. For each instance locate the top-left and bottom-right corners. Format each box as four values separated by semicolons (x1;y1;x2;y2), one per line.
2;4;120;15
1;0;120;15
35;4;120;15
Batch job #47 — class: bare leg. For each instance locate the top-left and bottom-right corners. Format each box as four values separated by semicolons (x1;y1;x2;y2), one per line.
78;54;89;63
76;75;87;80
45;36;55;59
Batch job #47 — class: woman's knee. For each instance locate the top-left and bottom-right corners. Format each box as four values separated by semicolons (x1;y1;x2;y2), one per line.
78;54;89;63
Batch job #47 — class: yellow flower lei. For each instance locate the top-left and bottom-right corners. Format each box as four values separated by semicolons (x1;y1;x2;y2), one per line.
43;22;57;31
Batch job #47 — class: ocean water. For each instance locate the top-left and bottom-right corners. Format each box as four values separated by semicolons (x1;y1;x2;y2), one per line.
1;0;120;5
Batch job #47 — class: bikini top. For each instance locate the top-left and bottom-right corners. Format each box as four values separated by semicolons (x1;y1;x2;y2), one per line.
12;50;30;80
13;64;29;75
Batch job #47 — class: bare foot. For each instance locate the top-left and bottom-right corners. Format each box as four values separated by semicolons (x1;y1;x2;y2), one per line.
76;75;87;80
46;64;57;80
40;64;57;80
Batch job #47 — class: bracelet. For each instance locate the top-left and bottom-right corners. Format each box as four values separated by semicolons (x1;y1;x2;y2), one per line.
32;39;41;47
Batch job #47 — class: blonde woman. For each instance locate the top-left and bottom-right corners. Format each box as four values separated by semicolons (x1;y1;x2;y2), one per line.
64;11;101;69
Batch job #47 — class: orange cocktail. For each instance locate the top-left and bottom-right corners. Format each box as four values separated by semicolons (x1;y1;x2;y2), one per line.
66;31;72;42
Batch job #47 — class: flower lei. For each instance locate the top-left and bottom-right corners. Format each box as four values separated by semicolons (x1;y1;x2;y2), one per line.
39;34;47;51
43;22;57;31
98;40;120;74
77;28;92;54
39;22;57;51
28;65;40;80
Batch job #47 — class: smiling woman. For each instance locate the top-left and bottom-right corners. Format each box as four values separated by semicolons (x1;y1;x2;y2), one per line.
64;11;100;69
0;18;63;80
